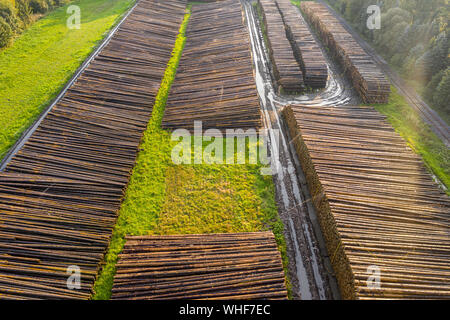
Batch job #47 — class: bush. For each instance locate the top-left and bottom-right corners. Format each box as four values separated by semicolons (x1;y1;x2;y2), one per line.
0;0;17;47
0;0;72;49
434;68;450;113
29;0;50;14
0;0;19;30
0;0;14;16
0;15;13;47
423;69;445;104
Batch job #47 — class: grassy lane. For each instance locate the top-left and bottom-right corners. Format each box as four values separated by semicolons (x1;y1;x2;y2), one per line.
375;87;450;192
0;0;135;160
92;5;288;299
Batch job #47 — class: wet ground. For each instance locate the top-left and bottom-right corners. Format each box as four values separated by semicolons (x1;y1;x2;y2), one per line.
242;0;362;300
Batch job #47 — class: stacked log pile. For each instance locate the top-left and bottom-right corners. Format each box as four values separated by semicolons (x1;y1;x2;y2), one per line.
275;0;328;88
301;2;390;103
0;0;187;299
111;232;288;300
283;104;450;299
162;0;262;132
258;0;304;93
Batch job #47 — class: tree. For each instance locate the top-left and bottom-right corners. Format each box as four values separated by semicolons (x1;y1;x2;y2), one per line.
374;8;411;56
434;68;450;113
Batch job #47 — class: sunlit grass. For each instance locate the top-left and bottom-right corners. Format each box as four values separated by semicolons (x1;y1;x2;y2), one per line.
0;0;135;160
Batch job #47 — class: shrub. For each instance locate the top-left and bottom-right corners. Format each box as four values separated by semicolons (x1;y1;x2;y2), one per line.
15;0;32;27
423;69;445;104
0;0;14;16
29;0;50;14
0;0;72;49
0;0;17;48
0;15;13;47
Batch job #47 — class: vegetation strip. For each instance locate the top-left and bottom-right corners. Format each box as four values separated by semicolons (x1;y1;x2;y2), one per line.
92;6;192;300
0;0;136;161
111;232;288;300
0;0;187;299
94;1;288;300
284;103;450;299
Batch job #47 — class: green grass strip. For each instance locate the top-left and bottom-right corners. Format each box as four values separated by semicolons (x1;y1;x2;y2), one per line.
0;0;135;160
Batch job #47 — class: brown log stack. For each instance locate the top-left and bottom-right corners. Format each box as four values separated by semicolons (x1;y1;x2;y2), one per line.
258;0;304;93
276;0;328;88
283;104;450;299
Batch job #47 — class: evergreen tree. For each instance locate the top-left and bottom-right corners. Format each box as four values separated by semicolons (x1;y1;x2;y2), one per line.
434;68;450;113
423;69;445;104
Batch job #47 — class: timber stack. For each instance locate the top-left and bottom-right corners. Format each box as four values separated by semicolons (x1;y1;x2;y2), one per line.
283;104;450;299
276;0;328;88
301;2;390;103
258;0;304;93
162;0;262;132
111;232;288;300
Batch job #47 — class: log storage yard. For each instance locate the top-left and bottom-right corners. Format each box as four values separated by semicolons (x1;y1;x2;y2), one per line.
162;0;262;131
0;0;448;303
111;232;288;300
